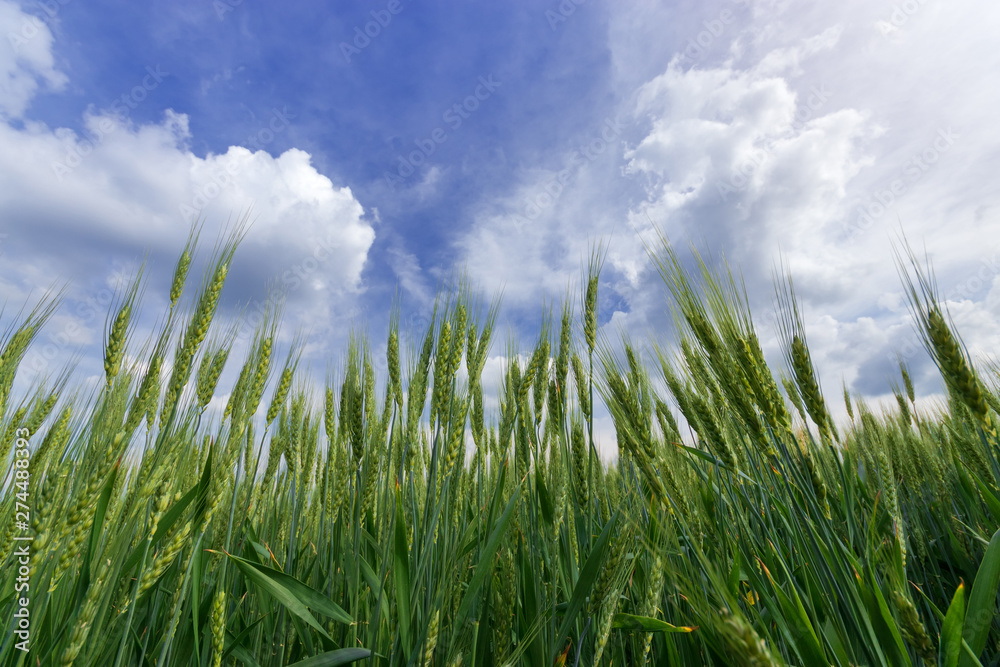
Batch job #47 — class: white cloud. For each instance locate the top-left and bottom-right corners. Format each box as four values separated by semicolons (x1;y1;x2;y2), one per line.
0;0;67;119
0;108;375;346
624;28;874;273
457;24;873;347
616;0;1000;404
459;0;1000;413
0;10;375;386
456;117;635;311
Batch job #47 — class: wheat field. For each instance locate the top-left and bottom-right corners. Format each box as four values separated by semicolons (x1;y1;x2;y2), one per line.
0;228;998;666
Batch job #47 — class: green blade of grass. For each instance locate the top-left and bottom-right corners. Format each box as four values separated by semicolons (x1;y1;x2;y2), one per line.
191;542;206;663
85;457;119;578
285;648;373;666
959;528;1000;667
762;552;829;667
610;613;696;633
220;551;350;638
941;582;966;667
222;615;268;662
227;640;263;667
393;487;412;657
453;477;524;629
74;456;120;609
354;551;392;627
517;540;545;667
551;509;619;665
969;470;1000;528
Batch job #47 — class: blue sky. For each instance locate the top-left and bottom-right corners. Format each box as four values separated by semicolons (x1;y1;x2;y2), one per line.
3;0;1000;451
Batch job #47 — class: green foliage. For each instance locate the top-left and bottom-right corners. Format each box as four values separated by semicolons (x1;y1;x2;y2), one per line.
1;232;999;666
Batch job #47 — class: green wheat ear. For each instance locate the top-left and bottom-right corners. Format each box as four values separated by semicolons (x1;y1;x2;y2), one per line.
790;335;831;440
927;307;990;419
9;220;1000;667
897;240;998;440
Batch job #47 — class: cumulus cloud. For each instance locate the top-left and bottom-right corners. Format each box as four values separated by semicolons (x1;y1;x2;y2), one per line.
0;0;67;119
0;107;375;378
0;106;373;293
616;0;1000;414
457;24;873;330
458;0;1000;421
0;3;374;384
